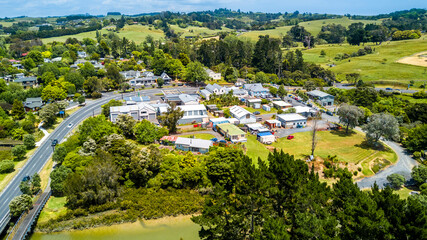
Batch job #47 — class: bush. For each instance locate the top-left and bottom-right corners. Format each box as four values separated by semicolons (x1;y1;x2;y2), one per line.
0;160;15;173
91;92;102;98
23;134;36;149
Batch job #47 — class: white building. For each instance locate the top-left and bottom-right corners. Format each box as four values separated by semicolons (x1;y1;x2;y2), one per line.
206;69;221;80
276;113;307;129
229;105;256;124
77;51;87;58
120;70;141;79
293;106;318;117
110;103;157;123
177;104;209;125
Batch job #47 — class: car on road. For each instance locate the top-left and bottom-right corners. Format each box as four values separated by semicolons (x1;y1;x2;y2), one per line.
253;111;260;115
287;135;294;140
22;176;30;182
67;123;73;128
385;87;393;91
51;139;58;146
210;138;218;142
326;111;333;116
307;103;313;107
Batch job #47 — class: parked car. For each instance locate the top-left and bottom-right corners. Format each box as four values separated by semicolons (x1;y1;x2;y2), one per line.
253;111;260;115
385;87;393;91
210;138;218;142
287;135;294;140
22;176;30;182
307;103;313;107
326;111;333;116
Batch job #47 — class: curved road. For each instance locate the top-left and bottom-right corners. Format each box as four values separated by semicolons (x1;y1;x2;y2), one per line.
0;87;197;233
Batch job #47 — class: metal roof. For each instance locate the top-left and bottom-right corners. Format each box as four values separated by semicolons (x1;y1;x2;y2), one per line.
217;123;245;136
277;113;307;122
257;132;273;137
229;105;252;119
307;90;332;98
175;137;213;149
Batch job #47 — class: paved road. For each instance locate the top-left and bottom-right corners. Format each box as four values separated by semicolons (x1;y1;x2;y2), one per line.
0;87;198;233
284;84;418;94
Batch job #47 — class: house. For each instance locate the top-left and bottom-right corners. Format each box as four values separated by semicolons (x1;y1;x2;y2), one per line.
277;113;307;129
206;104;219;112
14;76;37;88
262;105;271;112
243;83;269;97
24;97;43;111
12;64;24;69
120;70;141;79
293;106;317;117
151;103;170;115
177;104;209;125
160;136;178;145
15;73;25;79
272;101;292;110
129;72;171;88
174;137;213;154
206;69;221;80
77;51;87;58
229;106;256;124
307;90;335;106
246;123;270;134
209;117;230;128
229;87;248;98
257;132;275;144
217;123;247;143
265;119;281;129
52;57;62;62
160;72;172;83
165;94;199;105
123;96;150;105
202;84;229;100
142;71;154;77
246;99;262;109
110;103;157;123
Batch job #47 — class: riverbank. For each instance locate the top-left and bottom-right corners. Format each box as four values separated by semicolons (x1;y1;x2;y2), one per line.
31;215;200;240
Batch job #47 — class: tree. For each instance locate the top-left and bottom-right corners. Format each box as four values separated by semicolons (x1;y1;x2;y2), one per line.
30;173;41;194
77;95;85;104
106;63;124;87
311;113;320;157
269;87;278;96
50;166;72;197
134;119;168;144
345;73;361;85
80;62;96;78
337;104;365;133
11;99;25;120
41;85;67;102
65;71;85;90
387;173;405;189
101;99;123;118
19;180;31;195
304;80;316;91
12;145;27;161
78;115;117;143
288;25;310;42
157;77;164;88
0;160;14;173
115;114;136;138
252;35;282;74
158;103;184;133
411;165;427;186
41;72;56;86
347;22;366;46
23;134;35;149
184;61;209;84
53;145;67;164
39;103;59;126
9;194;32;217
403;124;427;152
363;113;399;144
277;85;287;99
83;76;102;96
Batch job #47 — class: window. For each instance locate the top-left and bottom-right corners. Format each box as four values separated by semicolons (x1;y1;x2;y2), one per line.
188;111;193;116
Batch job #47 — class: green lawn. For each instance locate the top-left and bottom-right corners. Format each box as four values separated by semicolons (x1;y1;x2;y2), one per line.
302;37;427;83
180;133;216;140
243;106;277;115
245;135;271;165
398;94;427;104
37;196;67;224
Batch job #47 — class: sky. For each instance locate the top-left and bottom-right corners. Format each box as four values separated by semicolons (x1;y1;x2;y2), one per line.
0;0;425;18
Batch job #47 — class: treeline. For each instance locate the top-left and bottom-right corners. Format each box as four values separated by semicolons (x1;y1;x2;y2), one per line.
9;23;102;41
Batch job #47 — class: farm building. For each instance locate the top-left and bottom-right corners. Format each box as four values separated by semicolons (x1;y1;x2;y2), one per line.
277;113;307;129
307;90;335;106
174;137;213;154
229;106;256;124
217;123;247;143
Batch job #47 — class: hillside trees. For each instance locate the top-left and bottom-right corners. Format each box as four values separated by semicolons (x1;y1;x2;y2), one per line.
157;103;184;133
337;104;365;133
363;113;399;144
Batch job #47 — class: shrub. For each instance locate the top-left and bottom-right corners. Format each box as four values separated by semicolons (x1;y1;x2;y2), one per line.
23;134;36;149
91;92;102;98
0;160;14;173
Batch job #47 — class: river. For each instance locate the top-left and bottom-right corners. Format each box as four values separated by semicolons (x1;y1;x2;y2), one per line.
30;215;200;240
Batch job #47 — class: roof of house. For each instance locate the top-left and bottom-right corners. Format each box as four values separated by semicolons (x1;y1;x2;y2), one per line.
307;90;332;98
246;123;270;132
217;123;245;135
160;136;178;142
160;72;171;79
14;77;37;83
244;83;268;92
272;101;292;107
266;119;281;124
165;94;198;104
124;96;150;102
110;103;155;113
26;97;42;102
175;137;213;149
277;113;307;122
293;106;316;113
209;117;229;123
200;89;211;96
229;106;253;119
247;99;262;103
178;104;207;112
205;83;223;93
257;131;273;137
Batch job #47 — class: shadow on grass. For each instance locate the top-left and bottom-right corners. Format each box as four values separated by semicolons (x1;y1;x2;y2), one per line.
329;129;356;137
355;140;391;152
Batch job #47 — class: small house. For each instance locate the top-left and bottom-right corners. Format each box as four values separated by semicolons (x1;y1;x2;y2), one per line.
110;103;156;123
272;101;292;110
262;105;271;112
14;77;37;88
206;69;221;80
307;90;334;106
177;104;209;125
294;106;317;117
246;99;262;109
165;94;199;105
217;123;247;143
265;119;281;129
229;106;256;124
24;97;43;111
209;117;229;128
246;123;270;134
257;132;275;144
243;83;269;97
277;113;307;129
175;137;213;154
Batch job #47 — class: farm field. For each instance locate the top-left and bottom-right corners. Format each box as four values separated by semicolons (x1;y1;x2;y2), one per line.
302;37;427;84
239;17;382;41
41;25;165;44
